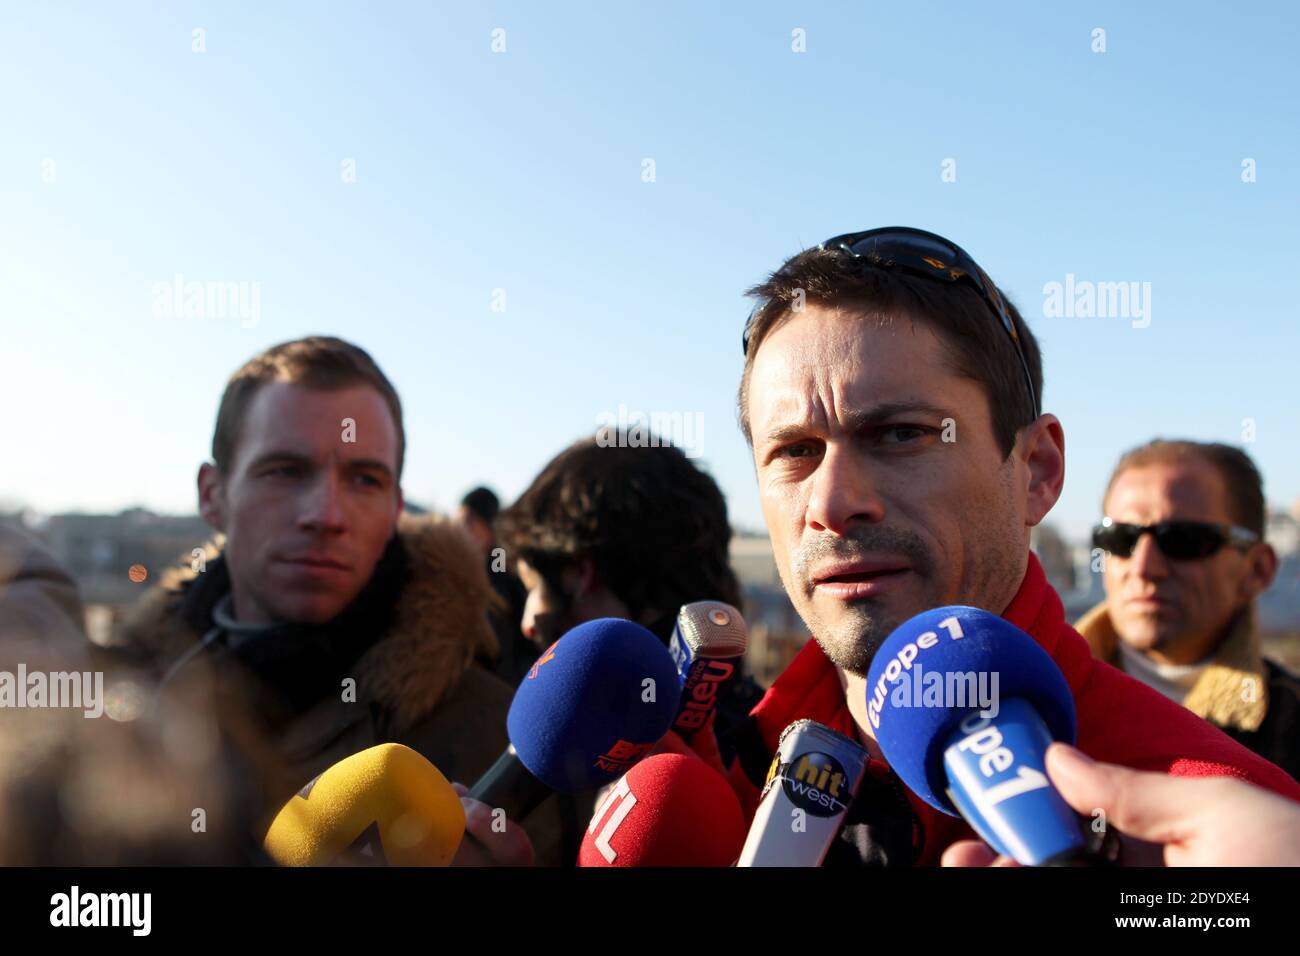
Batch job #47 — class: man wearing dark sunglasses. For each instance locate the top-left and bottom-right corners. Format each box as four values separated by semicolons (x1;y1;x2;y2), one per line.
715;227;1300;867
1078;440;1298;781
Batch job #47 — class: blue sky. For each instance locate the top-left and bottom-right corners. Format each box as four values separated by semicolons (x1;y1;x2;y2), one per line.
2;1;1296;541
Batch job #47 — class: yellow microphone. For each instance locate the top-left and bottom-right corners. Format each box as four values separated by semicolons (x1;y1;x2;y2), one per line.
264;743;465;866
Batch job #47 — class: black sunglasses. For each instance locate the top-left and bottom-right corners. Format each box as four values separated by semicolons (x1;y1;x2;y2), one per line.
742;226;1040;418
1091;517;1259;561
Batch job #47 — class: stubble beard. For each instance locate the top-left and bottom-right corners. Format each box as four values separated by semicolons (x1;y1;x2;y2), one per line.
784;525;936;679
785;469;1027;679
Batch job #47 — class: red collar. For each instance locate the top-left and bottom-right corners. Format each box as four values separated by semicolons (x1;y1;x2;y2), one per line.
750;552;1066;753
740;550;1300;864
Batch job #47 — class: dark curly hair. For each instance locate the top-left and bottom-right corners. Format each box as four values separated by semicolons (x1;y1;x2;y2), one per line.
498;433;742;625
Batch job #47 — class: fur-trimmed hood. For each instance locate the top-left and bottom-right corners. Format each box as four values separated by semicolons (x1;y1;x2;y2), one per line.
113;512;499;732
1076;599;1268;733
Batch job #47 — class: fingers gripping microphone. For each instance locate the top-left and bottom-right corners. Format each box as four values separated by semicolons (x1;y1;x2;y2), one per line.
468;618;681;820
865;606;1087;866
737;720;870;867
263;743;465;866
669;601;748;738
579;754;747;867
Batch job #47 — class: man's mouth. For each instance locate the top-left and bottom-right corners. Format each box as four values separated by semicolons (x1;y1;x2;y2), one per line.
1128;592;1174;609
280;554;352;574
812;560;912;600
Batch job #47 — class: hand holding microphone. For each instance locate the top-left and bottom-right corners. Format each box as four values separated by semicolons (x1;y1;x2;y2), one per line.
944;743;1300;867
450;782;536;866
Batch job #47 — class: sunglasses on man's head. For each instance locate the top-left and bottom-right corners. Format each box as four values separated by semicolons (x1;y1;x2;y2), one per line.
742;225;1040;418
1091;517;1259;561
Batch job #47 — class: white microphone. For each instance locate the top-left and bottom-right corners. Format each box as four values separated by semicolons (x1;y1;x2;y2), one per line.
737;719;870;867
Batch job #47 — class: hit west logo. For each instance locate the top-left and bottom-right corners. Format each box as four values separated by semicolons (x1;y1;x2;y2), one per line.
768;751;850;817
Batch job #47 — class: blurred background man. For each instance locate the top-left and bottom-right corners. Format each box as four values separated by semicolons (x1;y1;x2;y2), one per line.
495;433;765;863
499;432;765;756
1;527;257;863
104;336;514;834
0;524;86;651
1079;440;1299;781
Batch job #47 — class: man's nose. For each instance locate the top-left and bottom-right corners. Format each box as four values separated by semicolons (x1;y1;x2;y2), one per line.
299;471;347;532
1128;531;1168;580
519;589;542;640
804;445;885;535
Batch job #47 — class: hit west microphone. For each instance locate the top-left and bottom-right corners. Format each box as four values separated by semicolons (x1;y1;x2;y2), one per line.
579;753;746;867
669;600;748;738
263;743;465;866
468;617;681;820
737;719;870;866
865;605;1088;866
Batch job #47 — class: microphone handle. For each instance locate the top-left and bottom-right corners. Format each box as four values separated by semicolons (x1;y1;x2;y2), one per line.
1043;819;1123;867
466;746;554;821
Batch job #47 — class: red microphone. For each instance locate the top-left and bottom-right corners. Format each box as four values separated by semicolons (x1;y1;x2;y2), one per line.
579;753;746;867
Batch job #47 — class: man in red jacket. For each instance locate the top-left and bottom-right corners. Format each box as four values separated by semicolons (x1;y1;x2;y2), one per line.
725;227;1300;866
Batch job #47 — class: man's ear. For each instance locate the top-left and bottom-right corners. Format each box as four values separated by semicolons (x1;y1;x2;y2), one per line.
573;555;601;596
1020;414;1066;529
197;462;227;534
1240;542;1279;603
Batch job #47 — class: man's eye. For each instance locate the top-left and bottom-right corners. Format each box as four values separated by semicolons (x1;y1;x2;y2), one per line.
882;425;929;443
353;473;383;488
776;443;817;460
266;465;302;478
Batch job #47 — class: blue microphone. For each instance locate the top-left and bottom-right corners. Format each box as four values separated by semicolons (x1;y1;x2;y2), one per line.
467;618;681;820
865;606;1088;865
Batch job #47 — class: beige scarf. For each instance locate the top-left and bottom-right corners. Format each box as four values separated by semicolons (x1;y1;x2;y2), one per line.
1076;601;1269;732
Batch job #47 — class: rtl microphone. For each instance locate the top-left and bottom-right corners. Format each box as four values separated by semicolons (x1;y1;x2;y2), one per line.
579;753;746;867
669;600;748;738
263;743;465;866
468;617;681;821
865;605;1090;866
736;719;870;866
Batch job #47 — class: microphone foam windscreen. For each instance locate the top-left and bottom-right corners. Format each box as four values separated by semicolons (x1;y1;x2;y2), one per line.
579;753;746;867
264;743;465;866
864;606;1076;813
508;618;681;792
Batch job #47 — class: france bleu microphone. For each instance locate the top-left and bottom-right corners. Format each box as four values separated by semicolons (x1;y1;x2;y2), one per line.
467;617;681;820
865;605;1087;866
669;601;747;738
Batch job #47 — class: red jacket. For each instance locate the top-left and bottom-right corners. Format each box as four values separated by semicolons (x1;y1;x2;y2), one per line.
728;553;1300;865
